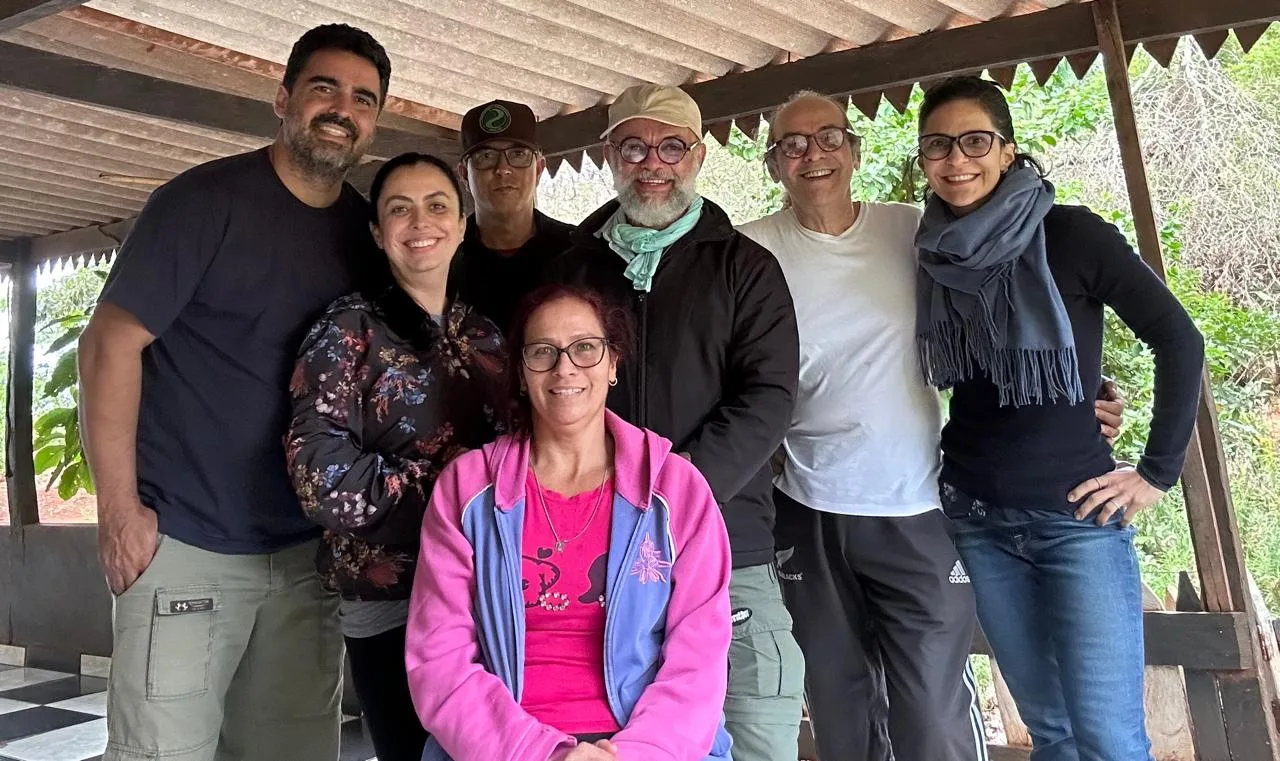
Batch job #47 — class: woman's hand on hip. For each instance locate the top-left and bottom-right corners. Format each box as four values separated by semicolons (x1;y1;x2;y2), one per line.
1069;466;1165;527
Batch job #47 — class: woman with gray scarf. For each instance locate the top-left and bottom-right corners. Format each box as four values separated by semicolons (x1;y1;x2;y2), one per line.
914;76;1204;761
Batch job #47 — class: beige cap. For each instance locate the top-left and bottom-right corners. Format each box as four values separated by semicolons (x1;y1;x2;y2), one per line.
600;84;703;140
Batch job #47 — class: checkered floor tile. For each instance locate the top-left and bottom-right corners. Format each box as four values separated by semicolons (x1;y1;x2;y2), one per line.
0;666;376;761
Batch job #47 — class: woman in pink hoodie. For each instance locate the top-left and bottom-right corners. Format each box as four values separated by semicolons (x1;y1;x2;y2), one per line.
405;283;735;761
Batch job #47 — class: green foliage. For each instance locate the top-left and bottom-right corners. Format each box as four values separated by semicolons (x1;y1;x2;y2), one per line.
1224;27;1280;116
1069;192;1280;602
31;268;107;499
37;266;111;333
721;60;1112;210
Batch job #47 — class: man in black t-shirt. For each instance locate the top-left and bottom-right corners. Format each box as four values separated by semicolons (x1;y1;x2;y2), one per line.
450;99;575;334
80;25;387;761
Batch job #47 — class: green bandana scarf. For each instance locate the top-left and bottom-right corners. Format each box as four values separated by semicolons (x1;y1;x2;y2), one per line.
604;196;705;292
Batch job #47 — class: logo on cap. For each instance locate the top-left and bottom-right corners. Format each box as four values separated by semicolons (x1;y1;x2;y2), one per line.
480;105;511;134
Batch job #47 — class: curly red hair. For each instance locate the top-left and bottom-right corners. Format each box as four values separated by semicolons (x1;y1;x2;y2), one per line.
504;284;635;434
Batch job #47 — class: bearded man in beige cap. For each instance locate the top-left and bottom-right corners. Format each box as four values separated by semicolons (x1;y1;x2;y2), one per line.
551;83;804;761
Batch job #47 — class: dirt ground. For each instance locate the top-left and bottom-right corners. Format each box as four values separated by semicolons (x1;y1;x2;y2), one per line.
0;477;98;525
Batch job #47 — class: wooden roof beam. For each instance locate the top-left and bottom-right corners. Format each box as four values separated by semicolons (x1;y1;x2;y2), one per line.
1144;38;1180;67
1236;23;1273;54
0;41;461;162
1194;30;1231;59
0;0;86;33
0;153;153;201
538;0;1280;157
61;6;462;132
28;219;133;264
850;91;881;120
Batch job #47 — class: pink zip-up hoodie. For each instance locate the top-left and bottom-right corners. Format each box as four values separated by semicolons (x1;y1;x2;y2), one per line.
406;410;734;761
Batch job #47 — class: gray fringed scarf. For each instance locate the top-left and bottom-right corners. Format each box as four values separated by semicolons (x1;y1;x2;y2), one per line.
914;166;1083;407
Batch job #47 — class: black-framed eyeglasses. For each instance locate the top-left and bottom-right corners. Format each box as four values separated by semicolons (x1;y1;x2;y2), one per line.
767;127;858;159
917;130;1007;161
609;136;697;165
521;337;608;372
468;146;537;170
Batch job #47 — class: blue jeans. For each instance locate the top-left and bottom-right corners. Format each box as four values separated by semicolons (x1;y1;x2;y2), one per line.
941;484;1153;761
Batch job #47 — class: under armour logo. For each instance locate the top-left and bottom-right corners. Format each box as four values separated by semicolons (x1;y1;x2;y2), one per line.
167;597;215;614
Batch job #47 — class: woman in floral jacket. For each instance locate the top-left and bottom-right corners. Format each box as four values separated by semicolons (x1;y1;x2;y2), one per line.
286;152;506;761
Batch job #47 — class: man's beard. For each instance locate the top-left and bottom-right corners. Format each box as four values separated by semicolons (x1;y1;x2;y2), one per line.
282;109;368;182
614;168;698;229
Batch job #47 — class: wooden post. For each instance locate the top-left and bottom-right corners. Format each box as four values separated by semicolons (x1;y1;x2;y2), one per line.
1178;572;1235;760
1093;1;1280;757
4;237;36;530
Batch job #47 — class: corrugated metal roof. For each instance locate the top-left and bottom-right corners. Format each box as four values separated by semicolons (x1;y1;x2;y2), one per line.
0;85;266;240
79;0;1077;122
0;0;1083;241
0;0;1269;242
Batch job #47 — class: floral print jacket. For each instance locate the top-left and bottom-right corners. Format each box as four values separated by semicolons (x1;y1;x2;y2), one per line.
286;285;506;601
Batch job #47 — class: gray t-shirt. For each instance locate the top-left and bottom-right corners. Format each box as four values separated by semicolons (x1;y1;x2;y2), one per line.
339;599;410;639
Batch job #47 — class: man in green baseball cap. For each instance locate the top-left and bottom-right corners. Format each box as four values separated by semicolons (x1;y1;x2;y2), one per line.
452;99;574;332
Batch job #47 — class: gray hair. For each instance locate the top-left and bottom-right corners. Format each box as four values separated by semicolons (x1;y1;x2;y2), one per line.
764;90;859;177
764;90;859;209
766;90;852;130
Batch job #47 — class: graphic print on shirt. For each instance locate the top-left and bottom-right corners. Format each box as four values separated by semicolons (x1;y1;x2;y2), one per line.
522;549;562;608
523;548;608;610
630;534;672;584
578;553;609;606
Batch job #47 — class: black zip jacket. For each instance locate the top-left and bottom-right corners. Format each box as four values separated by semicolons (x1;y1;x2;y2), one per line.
451;210;575;334
549;198;799;568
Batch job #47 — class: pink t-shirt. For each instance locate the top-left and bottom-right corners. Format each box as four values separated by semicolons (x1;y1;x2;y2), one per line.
521;469;619;735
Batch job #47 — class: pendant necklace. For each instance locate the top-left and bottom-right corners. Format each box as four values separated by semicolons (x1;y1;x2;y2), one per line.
531;465;610;553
